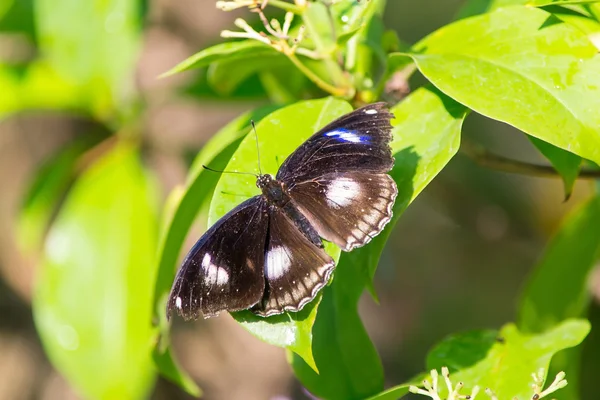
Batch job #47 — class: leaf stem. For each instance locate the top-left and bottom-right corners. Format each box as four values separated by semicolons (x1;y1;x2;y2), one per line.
462;140;600;179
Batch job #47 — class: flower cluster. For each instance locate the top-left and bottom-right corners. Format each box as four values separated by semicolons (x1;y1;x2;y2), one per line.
409;367;567;400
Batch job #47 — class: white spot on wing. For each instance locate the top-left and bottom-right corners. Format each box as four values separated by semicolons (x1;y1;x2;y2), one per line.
265;246;292;279
202;253;229;286
364;109;377;115
175;296;182;309
326;177;360;208
324;130;364;143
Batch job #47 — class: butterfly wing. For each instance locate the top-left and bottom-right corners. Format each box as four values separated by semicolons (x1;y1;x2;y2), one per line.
252;204;335;317
276;102;397;251
288;172;397;251
276;102;394;184
167;196;269;320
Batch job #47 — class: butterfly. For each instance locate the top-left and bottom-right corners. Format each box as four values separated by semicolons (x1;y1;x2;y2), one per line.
167;102;398;320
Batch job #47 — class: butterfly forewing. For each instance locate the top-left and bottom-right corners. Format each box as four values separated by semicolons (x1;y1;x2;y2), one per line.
167;197;269;320
252;204;335;317
276;102;394;185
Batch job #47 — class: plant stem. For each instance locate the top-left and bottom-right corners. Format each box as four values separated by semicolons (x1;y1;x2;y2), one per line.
462;140;600;179
287;53;352;97
269;0;304;13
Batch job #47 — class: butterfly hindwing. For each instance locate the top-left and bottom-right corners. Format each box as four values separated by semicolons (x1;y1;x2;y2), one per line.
167;197;269;320
289;172;397;251
276;102;394;185
252;204;335;317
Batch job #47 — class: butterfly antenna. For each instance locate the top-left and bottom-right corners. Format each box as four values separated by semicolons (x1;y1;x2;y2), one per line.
202;165;257;177
251;120;262;175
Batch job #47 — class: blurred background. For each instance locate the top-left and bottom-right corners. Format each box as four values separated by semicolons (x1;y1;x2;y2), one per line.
1;0;599;399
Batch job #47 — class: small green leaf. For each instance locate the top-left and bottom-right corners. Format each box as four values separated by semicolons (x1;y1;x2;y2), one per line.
404;6;600;165
450;319;590;399
426;330;500;373
529;137;581;200
519;195;600;333
161;41;277;77
208;98;351;366
33;143;158;400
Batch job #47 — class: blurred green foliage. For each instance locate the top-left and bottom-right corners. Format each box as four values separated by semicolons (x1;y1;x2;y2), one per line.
2;0;600;399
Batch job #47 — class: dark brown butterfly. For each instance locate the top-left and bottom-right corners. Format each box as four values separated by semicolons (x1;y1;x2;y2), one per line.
167;102;397;319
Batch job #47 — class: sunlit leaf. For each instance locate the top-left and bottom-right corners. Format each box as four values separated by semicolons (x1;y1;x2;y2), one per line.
402;6;600;165
33;143;158;399
449;320;590;399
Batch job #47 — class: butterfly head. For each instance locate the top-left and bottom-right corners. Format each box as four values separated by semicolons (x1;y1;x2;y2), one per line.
257;174;289;207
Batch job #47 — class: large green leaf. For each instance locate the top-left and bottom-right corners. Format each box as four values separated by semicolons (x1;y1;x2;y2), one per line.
375;319;590;400
35;0;141;118
291;87;467;400
401;6;600;165
456;0;600;18
33;143;158;400
519;195;600;333
208;98;351;369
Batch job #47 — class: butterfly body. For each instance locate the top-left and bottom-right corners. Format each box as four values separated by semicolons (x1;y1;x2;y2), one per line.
168;102;398;320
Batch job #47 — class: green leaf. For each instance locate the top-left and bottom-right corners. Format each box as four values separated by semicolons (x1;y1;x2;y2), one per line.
35;0;141;117
403;6;600;165
519;195;600;333
426;330;500;373
449;319;590;399
292;87;467;400
33;143;158;400
208;98;351;368
529;137;581;199
161;41;277;77
17;135;102;252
